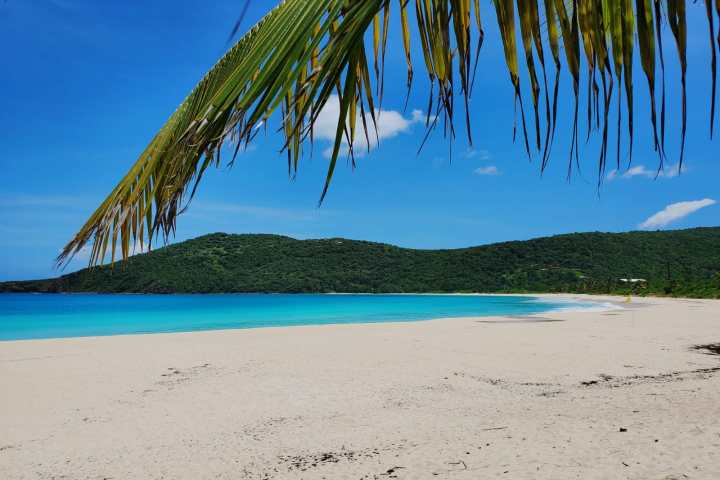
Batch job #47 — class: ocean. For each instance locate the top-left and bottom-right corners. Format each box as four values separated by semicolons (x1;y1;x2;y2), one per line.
0;293;604;341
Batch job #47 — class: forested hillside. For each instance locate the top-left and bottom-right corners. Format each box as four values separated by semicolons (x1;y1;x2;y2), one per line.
2;228;719;298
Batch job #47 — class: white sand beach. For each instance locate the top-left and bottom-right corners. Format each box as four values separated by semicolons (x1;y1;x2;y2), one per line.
1;295;719;479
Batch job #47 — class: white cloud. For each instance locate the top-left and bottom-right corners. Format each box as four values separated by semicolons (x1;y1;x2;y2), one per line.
314;95;426;158
659;163;682;178
473;166;500;176
639;198;716;229
625;165;656;179
607;163;683;181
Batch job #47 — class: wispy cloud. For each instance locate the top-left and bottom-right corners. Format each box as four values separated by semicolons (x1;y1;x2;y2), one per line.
188;201;329;222
431;156;447;168
59;244;91;263
473;166;501;176
639;198;716;229
60;240;150;265
314;95;426;158
0;194;82;208
607;163;683;181
464;148;491;160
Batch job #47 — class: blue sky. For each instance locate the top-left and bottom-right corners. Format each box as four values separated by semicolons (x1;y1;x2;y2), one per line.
1;0;718;281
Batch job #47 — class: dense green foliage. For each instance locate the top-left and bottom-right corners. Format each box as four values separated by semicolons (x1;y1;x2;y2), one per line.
4;228;720;298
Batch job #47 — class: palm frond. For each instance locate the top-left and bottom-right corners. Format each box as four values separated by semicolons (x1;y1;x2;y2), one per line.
59;0;719;267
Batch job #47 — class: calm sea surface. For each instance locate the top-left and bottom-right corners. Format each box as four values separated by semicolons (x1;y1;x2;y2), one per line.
0;294;603;341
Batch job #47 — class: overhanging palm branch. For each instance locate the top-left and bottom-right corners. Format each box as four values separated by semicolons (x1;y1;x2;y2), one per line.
58;0;719;267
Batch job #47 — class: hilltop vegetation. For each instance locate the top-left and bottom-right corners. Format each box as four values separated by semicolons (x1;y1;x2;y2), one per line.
2;228;719;298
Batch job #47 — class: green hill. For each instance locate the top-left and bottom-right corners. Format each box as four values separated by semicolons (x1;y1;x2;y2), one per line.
2;228;719;297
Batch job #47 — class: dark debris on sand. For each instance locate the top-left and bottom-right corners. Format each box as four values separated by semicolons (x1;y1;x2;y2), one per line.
278;448;381;472
693;343;720;356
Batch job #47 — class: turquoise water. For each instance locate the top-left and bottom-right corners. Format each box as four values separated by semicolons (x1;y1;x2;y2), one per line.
0;294;600;341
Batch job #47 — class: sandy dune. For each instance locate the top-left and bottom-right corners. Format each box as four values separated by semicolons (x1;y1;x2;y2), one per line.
1;295;719;479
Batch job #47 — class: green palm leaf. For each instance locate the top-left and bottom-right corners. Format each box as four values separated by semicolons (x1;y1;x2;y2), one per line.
59;0;719;267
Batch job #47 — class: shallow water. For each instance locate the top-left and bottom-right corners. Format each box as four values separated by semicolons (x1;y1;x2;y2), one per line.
0;293;601;341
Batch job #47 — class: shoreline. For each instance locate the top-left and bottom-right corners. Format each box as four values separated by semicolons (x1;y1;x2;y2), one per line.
0;293;620;344
2;295;719;479
2;290;717;300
